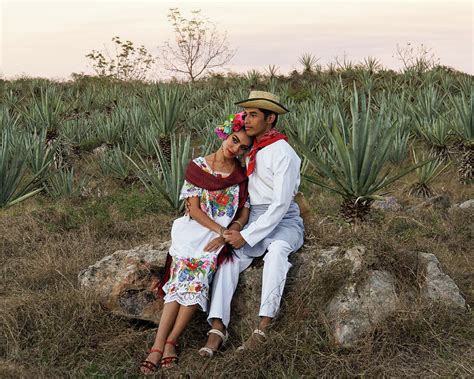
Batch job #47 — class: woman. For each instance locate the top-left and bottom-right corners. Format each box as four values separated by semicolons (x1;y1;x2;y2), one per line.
140;112;252;374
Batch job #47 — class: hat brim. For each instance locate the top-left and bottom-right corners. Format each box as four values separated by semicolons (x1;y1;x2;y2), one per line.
235;98;289;115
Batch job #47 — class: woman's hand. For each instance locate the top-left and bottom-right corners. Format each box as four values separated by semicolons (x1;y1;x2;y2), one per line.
204;236;226;252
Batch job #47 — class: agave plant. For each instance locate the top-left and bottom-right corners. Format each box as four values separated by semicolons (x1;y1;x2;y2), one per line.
44;167;87;199
95;110;126;147
128;134;190;212
99;146;135;182
0;128;47;208
23;129;57;175
408;149;450;198
143;86;184;161
291;87;428;223
449;85;473;183
19;86;66;140
286;100;328;174
298;53;320;74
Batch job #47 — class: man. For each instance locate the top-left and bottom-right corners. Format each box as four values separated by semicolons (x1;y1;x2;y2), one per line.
199;91;304;355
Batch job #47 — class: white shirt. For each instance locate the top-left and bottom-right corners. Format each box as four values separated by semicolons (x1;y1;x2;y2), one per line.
240;139;301;247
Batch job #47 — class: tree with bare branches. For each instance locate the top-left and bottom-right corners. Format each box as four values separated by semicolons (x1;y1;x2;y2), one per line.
86;36;155;81
161;8;235;82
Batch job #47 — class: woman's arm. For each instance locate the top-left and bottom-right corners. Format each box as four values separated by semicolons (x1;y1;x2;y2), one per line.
186;197;223;235
227;206;250;232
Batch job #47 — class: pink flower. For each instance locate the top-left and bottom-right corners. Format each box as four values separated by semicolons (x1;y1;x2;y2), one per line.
232;112;245;132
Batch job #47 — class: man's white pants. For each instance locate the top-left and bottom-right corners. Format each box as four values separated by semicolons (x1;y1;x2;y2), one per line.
208;240;293;328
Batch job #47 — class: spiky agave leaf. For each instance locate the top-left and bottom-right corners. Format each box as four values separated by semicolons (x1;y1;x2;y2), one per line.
291;87;430;222
127;134;190;212
0;128;47;208
408;149;450;198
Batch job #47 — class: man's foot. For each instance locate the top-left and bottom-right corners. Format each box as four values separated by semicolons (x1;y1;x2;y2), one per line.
237;329;267;352
140;347;163;375
199;328;228;357
161;340;179;369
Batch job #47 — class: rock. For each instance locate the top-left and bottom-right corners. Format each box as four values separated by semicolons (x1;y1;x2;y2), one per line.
425;195;451;209
459;199;474;209
371;196;402;212
78;242;169;323
326;270;398;348
93;143;109;155
78;243;467;349
417;252;466;309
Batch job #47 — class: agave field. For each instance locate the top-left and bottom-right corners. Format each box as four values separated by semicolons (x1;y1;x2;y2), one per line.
0;68;472;219
1;67;473;377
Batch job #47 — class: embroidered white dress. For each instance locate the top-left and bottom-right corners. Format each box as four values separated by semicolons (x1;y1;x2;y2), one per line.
163;157;249;312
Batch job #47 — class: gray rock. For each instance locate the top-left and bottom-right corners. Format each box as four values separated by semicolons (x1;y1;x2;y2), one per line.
418;252;466;309
371;196;402;212
459;199;474;209
426;195;451;209
78;242;169;322
326;270;398;348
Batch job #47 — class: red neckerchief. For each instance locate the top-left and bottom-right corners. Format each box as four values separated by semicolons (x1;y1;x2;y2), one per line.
246;128;288;176
155;158;249;297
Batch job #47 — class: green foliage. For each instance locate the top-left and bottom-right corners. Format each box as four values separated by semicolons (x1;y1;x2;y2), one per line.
409;149;450;197
128;134;190;212
291;87;428;204
0;128;46;208
86;36;155;81
449;84;473;143
143;86;184;138
98;146;133;181
44;167;87;199
19;85;66;135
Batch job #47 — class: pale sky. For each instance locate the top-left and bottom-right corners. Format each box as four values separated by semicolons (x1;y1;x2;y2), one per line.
1;0;473;80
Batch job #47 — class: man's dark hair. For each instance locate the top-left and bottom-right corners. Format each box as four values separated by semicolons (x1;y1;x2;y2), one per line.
258;108;278;127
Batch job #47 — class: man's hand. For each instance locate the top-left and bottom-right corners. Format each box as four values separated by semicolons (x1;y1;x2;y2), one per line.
204;236;226;252
223;230;246;249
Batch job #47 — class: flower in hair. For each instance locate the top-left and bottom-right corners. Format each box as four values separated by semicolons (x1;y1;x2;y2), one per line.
215;112;246;140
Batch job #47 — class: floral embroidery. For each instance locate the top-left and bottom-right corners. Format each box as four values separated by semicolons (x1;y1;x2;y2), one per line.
179;157;239;219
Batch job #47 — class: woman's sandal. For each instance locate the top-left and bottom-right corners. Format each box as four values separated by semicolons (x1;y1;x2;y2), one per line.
160;340;179;369
140;347;163;375
198;328;229;357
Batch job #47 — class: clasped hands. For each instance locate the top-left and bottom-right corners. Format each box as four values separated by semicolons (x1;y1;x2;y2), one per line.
204;230;246;252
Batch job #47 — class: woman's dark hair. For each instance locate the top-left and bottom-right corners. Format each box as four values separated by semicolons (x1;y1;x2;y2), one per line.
258;108;278;127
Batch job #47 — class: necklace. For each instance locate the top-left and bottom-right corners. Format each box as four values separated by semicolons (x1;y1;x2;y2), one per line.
209;147;234;174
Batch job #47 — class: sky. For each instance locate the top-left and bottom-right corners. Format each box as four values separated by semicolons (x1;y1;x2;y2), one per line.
1;0;473;80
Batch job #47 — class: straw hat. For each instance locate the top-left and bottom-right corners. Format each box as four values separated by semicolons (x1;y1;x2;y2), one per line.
235;91;289;114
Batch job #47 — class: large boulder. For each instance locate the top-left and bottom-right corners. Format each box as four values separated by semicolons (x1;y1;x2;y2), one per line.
78;242;169;323
326;270;398;347
78;243;466;348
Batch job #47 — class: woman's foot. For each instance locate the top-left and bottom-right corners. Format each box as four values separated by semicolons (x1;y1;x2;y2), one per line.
237;329;267;352
140;347;163;375
199;328;228;357
161;340;179;369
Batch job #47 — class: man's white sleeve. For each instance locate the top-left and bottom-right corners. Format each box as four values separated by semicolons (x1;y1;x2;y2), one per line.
240;153;297;247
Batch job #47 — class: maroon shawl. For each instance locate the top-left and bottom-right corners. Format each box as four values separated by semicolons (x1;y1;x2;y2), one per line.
156;159;249;297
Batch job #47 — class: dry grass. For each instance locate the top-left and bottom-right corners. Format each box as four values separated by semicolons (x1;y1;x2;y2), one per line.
1;165;473;378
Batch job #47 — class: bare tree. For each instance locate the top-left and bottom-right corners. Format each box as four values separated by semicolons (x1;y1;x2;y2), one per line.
394;43;440;73
161;8;235;82
86;36;155;81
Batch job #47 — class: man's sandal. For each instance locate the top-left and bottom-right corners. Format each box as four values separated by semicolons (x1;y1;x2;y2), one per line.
237;329;267;352
198;328;229;357
160;340;179;369
140;347;163;375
